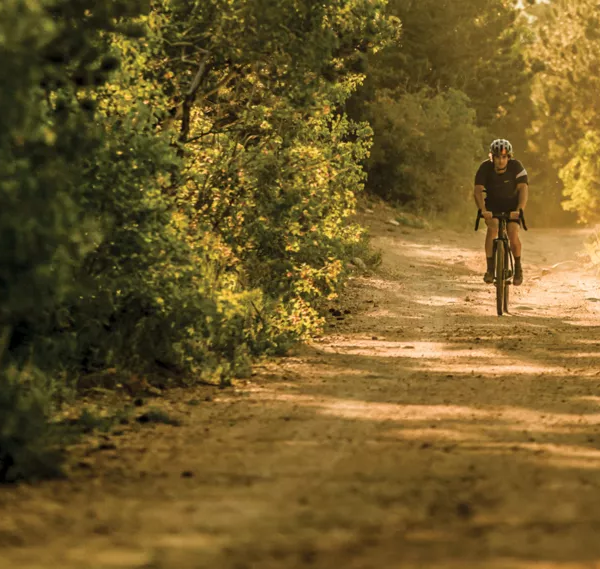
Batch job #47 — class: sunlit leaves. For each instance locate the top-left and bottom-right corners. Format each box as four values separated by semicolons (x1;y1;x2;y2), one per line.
560;131;600;223
1;0;396;387
350;0;533;215
527;0;600;223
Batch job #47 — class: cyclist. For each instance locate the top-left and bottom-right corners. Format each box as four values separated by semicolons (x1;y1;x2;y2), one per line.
473;139;529;286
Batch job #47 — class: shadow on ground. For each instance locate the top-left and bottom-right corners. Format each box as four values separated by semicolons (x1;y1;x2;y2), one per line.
1;225;600;569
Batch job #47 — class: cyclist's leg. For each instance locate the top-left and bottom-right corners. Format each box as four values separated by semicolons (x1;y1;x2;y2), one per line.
507;221;521;257
507;221;523;285
483;217;499;283
484;218;499;257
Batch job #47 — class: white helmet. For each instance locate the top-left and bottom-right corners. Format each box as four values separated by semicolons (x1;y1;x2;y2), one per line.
489;139;513;157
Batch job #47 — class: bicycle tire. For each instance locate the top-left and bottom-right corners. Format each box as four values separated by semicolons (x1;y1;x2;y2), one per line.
495;240;505;316
503;275;509;313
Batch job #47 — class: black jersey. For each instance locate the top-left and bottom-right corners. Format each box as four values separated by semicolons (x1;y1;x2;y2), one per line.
474;159;528;210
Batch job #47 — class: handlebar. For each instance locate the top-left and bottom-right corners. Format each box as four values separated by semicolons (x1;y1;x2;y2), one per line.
475;209;528;231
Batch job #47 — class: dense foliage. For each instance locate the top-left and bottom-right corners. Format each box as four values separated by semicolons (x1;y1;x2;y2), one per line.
526;0;600;223
4;0;600;482
348;0;534;217
0;0;398;481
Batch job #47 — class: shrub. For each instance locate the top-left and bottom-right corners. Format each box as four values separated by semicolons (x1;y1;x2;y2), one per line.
365;88;484;215
0;365;63;483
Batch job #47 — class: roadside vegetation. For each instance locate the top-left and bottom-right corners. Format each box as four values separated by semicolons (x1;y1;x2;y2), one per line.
0;0;596;482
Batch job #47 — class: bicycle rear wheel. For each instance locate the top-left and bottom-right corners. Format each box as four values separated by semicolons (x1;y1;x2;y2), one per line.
495;241;505;316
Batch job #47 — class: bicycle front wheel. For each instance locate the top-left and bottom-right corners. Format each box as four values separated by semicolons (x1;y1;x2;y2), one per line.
495;240;505;316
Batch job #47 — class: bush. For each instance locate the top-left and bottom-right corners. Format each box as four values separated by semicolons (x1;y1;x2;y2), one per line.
0;0;399;480
560;131;600;224
0;365;63;483
365;88;484;216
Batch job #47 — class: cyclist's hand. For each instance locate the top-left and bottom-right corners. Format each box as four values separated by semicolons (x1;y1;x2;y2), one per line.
482;210;493;220
509;210;520;220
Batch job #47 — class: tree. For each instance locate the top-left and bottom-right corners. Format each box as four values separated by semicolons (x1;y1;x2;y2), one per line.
526;0;600;223
0;0;150;482
0;0;400;479
349;0;535;215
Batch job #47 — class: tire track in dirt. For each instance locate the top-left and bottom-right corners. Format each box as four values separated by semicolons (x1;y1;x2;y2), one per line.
2;213;600;568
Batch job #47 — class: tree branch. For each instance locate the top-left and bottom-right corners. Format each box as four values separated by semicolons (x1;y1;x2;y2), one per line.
178;54;211;155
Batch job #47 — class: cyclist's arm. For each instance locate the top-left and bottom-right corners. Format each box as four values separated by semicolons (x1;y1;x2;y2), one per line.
517;182;528;211
473;185;486;211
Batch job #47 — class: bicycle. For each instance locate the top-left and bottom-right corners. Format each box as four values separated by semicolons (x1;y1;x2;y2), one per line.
475;209;528;316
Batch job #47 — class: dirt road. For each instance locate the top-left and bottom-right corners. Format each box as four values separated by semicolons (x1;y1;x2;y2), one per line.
3;211;600;569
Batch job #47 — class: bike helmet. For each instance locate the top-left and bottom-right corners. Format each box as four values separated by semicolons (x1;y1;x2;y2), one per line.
489;138;513;157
